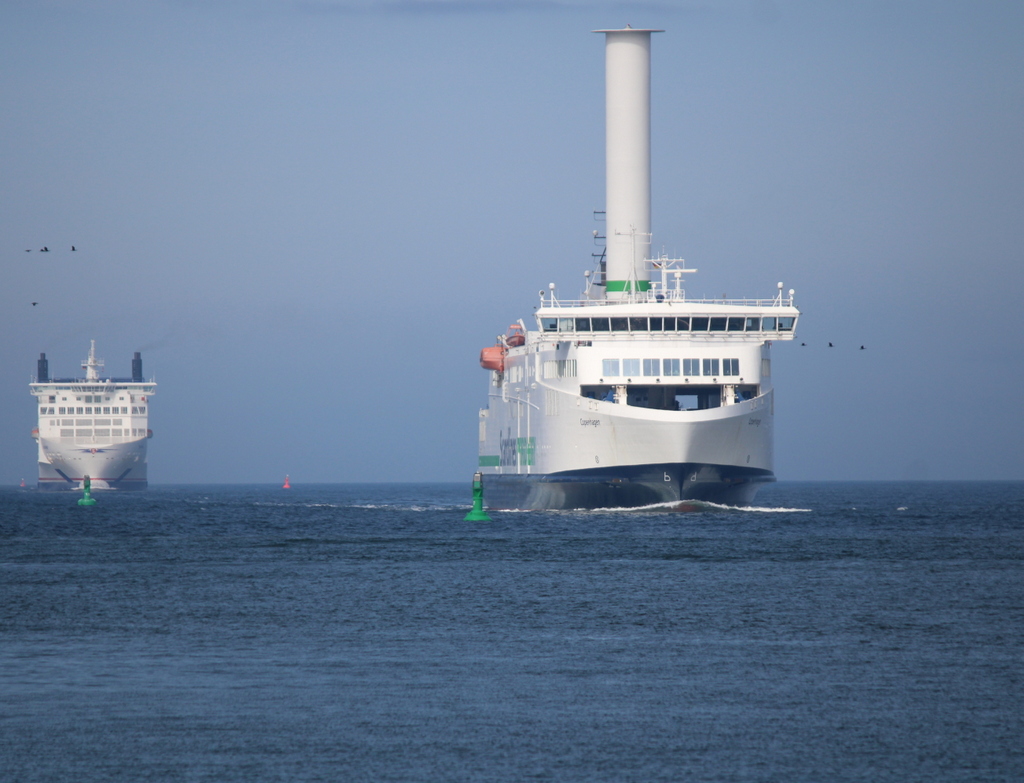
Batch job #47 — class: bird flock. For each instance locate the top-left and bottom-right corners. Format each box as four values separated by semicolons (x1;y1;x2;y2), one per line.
800;341;865;350
24;246;78;307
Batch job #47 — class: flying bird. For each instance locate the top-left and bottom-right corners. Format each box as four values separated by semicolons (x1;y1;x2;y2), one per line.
71;246;76;251
31;302;38;306
828;342;834;347
860;345;865;350
40;247;49;252
800;342;806;346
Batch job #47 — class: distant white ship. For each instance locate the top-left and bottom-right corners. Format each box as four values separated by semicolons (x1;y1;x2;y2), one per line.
474;28;800;509
31;341;155;491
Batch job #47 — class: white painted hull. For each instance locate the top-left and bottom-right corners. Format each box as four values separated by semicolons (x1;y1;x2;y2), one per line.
479;382;775;509
37;436;149;491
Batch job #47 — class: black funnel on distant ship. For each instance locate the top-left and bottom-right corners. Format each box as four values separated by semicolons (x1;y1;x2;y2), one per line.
37;353;49;383
132;352;143;382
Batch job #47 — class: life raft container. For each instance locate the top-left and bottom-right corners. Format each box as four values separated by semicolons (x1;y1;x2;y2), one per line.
480;346;505;372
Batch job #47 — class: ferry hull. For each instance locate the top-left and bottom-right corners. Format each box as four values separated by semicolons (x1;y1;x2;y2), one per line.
484;463;773;510
37;437;149;491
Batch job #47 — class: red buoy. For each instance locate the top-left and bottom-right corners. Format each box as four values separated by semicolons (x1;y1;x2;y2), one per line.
283;475;291;489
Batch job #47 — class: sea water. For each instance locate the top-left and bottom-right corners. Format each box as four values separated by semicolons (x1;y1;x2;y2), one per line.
1;482;1022;782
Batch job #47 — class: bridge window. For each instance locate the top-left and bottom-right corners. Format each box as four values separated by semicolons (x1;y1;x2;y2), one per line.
727;317;745;331
622;358;640;377
630;317;648;331
703;359;720;376
683;359;700;376
723;359;740;376
602;359;620;377
664;359;680;376
643;359;660;376
745;317;761;331
691;317;708;331
611;318;629;332
591;318;610;331
709;318;727;332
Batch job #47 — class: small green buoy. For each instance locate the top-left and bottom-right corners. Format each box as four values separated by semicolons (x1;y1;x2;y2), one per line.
78;475;97;506
463;471;492;522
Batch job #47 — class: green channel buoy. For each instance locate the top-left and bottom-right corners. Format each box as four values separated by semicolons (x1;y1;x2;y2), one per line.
78;475;97;506
464;471;492;522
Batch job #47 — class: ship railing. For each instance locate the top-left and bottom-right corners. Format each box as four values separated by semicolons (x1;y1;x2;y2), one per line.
30;377;149;385
540;292;796;309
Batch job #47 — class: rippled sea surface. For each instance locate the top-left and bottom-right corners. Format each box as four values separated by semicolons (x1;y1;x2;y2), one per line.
2;482;1022;782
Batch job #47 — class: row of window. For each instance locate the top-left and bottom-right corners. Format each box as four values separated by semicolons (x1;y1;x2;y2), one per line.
542;315;795;334
58;428;147;438
602;358;741;378
42;395;128;404
40;385;153;393
48;419;124;427
41;406;144;415
542;359;578;379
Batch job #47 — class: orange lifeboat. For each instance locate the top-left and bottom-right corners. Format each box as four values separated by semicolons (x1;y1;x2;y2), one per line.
505;324;525;347
480;345;505;372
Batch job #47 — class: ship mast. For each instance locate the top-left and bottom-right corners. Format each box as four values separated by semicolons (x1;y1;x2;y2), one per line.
593;26;663;301
82;339;104;381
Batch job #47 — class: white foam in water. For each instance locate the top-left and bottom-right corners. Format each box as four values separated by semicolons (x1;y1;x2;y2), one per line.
586;500;812;513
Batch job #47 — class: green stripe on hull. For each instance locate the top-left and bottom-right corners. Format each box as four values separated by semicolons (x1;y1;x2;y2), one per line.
478;455;501;467
516;437;535;467
605;280;652;292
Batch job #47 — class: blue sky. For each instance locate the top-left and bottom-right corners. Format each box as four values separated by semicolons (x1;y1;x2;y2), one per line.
2;0;1022;483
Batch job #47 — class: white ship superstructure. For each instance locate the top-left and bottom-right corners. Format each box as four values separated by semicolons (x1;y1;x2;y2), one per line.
30;341;155;491
475;28;800;509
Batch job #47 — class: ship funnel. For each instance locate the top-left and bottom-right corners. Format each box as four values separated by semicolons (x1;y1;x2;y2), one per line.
132;352;143;382
594;27;663;300
37;353;49;383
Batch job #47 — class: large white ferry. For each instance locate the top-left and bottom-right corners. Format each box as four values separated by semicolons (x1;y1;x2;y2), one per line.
30;341;155;491
475;28;800;510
